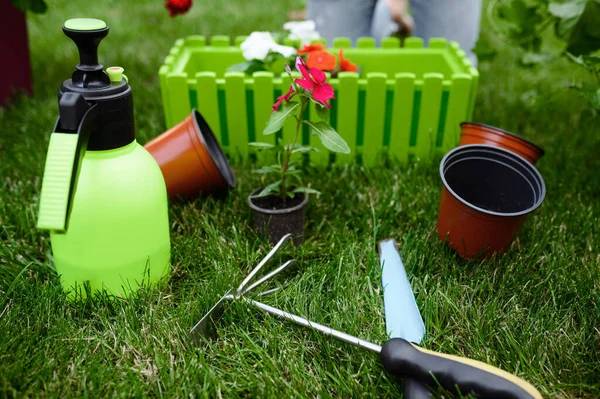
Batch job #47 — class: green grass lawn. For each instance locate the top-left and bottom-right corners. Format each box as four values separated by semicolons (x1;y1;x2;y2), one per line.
1;0;599;397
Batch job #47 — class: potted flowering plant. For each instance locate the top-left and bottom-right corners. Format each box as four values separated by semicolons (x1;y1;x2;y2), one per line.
228;21;358;77
248;56;351;245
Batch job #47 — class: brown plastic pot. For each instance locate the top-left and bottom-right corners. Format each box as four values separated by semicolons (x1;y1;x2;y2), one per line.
436;145;546;259
459;122;545;164
248;189;308;245
145;110;235;199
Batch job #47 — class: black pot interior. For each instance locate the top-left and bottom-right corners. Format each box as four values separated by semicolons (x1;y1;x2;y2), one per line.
443;147;544;214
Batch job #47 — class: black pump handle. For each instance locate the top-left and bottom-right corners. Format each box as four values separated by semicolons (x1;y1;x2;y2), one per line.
62;24;109;72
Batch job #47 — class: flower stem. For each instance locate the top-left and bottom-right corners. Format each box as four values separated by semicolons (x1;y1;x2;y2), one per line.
280;97;308;198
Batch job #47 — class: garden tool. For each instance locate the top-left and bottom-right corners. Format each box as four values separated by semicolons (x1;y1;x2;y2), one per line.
378;239;431;399
36;18;170;298
191;234;542;399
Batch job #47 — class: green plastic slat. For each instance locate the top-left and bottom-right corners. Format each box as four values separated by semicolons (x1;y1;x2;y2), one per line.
312;38;327;46
428;38;447;49
332;37;352;48
442;74;472;152
195;72;222;146
159;65;173;128
211;36;230;47
224;72;248;160
389;73;415;163
253;72;275;162
186;35;206;47
336;72;359;164
163;54;174;66
381;37;400;48
357;37;376;48
404;37;424;48
234;36;247;46
166;73;191;127
362;73;387;165
415;73;444;159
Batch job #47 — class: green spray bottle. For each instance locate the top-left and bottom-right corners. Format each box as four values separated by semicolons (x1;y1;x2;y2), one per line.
37;18;170;298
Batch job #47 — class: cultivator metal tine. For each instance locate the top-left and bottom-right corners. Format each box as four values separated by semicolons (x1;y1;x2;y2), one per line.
190;289;233;342
255;287;281;297
235;233;293;296
241;259;296;296
191;234;295;342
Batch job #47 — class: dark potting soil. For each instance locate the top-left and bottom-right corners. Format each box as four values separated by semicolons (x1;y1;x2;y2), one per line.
251;194;305;211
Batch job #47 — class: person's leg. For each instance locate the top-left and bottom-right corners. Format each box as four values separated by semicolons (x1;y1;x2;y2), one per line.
410;0;482;66
371;0;399;44
307;0;378;46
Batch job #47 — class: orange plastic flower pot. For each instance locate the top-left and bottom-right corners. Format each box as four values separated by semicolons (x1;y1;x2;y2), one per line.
145;110;235;200
459;122;545;164
436;145;545;259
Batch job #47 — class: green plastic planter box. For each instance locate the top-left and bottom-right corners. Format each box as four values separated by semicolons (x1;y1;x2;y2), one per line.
159;35;478;164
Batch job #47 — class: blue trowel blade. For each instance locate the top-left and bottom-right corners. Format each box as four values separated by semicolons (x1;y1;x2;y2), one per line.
378;239;425;344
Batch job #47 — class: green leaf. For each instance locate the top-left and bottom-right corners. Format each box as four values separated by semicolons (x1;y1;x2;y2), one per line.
570;82;600;111
472;37;498;62
550;0;587;38
253;180;282;198
549;0;585;20
249;142;276;150
565;0;600;55
315;104;330;121
293;186;321;195
263;102;300;135
11;0;47;13
253;165;281;174
227;60;268;75
520;52;555;65
285;143;318;154
304;121;351;154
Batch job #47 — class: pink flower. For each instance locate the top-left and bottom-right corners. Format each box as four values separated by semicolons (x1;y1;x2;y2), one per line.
294;56;335;107
273;85;295;112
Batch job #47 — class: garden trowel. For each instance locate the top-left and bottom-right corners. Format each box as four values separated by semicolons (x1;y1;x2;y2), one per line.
378;239;431;398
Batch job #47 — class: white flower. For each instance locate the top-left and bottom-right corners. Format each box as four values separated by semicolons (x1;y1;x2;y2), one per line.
283;20;321;45
240;31;296;61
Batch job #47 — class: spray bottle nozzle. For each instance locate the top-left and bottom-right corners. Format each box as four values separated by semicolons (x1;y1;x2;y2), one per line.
63;18;110;89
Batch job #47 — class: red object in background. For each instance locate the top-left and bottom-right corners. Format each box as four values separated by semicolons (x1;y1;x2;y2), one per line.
165;0;192;16
0;2;33;106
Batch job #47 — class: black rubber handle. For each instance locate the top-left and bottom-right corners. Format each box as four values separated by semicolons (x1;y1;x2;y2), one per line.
380;338;542;399
404;378;433;399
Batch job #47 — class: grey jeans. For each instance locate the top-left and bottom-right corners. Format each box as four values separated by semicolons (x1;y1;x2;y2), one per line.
307;0;482;66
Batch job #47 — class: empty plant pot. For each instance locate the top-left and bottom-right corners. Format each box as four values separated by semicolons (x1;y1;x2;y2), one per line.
436;144;546;259
459;122;545;164
248;189;308;245
145;110;235;199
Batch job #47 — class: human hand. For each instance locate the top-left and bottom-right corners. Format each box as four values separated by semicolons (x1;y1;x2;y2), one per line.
383;0;414;36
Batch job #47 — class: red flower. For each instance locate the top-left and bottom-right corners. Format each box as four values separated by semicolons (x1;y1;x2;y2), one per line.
306;50;337;71
273;85;295;112
339;48;358;72
294;57;335;107
297;43;325;54
165;0;192;16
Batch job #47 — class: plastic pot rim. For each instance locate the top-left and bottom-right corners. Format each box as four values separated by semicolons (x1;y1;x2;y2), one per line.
191;109;236;189
440;144;546;218
248;188;308;215
460;122;546;158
